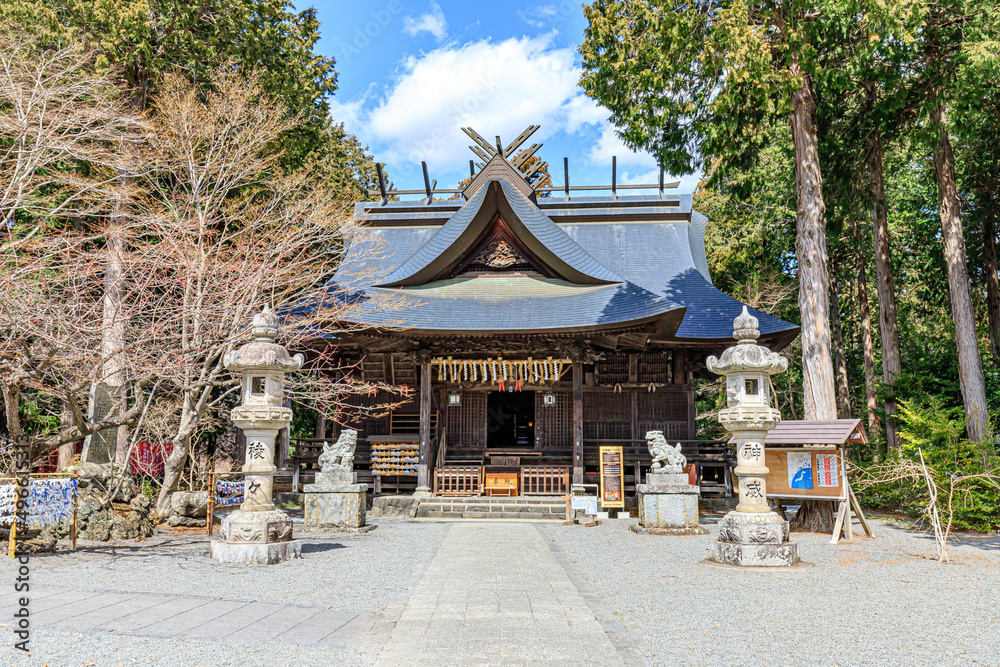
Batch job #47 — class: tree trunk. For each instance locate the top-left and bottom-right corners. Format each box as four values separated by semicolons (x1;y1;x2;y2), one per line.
57;401;75;470
854;220;881;443
788;57;837;420
790;499;835;533
984;195;1000;359
101;223;129;462
932;105;990;448
156;407;197;516
1;383;23;454
867;127;901;450
829;262;851;418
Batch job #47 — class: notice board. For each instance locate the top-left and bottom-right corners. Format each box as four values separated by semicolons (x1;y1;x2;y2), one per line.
599;446;625;509
764;447;846;501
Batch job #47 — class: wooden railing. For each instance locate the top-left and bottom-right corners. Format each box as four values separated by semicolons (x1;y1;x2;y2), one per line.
520;466;570;495
434;465;482;496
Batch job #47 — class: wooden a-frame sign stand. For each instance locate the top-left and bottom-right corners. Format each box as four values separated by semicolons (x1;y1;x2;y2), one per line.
752;419;876;544
774;476;873;544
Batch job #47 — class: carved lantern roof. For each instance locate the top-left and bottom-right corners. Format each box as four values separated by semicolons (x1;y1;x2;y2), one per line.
706;307;787;375
224;306;305;374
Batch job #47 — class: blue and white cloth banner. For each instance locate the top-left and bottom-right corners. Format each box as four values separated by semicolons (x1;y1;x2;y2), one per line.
0;479;77;528
215;479;244;507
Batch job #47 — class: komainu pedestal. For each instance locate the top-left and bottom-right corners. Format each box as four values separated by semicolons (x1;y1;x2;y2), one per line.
303;430;370;530
303;483;368;530
634;433;705;535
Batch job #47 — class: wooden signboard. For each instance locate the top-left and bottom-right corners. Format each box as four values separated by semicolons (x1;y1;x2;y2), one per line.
765;447;846;501
483;472;518;497
598;446;625;509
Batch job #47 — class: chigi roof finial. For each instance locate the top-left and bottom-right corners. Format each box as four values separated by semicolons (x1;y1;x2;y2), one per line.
461;125;551;190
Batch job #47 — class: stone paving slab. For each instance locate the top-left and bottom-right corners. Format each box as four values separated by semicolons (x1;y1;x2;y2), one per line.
74;594;176;630
33;592;139;629
226;604;323;644
179;601;283;640
139;599;248;638
371;522;630;666
101;594;212;633
271;608;364;645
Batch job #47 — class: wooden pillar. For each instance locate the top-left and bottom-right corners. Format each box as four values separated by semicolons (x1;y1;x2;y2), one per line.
416;357;433;495
278;397;291;469
673;349;687;384
314;412;326;440
630;391;639;442
572;361;584;485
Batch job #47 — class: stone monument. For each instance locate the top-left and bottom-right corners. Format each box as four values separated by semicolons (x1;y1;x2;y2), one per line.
633;431;704;535
705;307;799;567
210;306;303;565
303;429;370;530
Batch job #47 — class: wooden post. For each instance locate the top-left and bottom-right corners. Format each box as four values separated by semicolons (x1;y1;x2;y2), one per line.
572;361;584;485
71;469;78;551
278;397;291;469
673;348;686;384
416;357;433;495
206;472;215;537
315;412;326;440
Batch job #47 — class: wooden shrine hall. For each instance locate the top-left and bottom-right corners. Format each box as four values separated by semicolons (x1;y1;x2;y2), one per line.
301;126;798;500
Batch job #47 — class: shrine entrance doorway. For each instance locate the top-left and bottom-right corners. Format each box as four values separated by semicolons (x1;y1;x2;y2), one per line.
486;390;535;448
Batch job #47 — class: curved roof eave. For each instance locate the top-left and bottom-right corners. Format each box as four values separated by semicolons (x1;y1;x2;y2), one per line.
373;179;623;287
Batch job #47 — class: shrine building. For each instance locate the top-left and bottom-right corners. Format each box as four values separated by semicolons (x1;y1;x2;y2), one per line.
300;127;797;500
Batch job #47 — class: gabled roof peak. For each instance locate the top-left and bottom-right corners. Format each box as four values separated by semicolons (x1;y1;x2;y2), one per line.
374;178;622;288
462;153;536;201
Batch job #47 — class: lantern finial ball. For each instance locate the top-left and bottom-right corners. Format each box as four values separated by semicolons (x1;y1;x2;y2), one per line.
733;305;760;342
252;305;280;342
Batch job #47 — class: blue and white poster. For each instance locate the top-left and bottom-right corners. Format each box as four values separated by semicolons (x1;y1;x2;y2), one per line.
787;452;813;490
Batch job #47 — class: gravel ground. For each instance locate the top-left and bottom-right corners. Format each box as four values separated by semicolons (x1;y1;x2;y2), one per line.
7;629;371;667
3;512;999;666
542;512;1000;666
0;518;448;611
1;518;447;667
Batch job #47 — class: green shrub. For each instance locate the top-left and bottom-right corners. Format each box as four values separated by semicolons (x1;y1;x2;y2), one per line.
855;398;1000;532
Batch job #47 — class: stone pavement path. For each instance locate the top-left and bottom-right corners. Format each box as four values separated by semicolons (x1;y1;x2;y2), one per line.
370;522;631;667
0;585;373;649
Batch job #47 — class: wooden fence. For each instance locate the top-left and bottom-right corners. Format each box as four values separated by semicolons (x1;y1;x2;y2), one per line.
520;466;570;495
434;466;482;496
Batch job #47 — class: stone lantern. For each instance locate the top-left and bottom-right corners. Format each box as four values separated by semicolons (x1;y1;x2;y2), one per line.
705;307;799;567
210;306;303;564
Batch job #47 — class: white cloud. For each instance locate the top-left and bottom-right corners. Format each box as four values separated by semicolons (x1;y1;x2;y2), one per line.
362;34;603;170
403;3;448;42
587;124;657;170
331;33;695;189
328;94;368;130
518;5;559;29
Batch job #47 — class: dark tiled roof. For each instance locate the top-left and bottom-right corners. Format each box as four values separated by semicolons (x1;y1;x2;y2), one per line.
323;179;798;343
374;180;621;286
345;276;682;333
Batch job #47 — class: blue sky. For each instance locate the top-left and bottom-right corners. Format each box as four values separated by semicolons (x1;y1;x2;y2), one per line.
294;0;700;197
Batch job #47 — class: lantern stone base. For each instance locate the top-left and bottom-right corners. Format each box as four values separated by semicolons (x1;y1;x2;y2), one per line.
303;483;368;529
707;511;799;567
636;472;703;532
210;539;302;564
210;508;301;565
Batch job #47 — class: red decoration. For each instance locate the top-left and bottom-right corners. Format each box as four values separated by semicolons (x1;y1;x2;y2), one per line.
128;441;174;476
